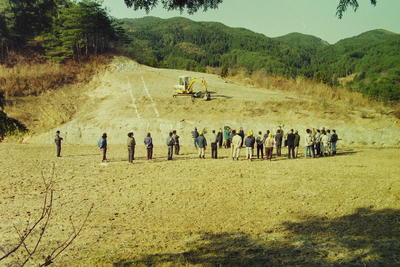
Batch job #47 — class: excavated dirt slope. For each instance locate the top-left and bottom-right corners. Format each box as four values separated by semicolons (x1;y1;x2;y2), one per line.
26;56;400;147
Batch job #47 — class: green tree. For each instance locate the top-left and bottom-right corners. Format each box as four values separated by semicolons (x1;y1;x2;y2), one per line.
44;0;119;61
122;0;377;18
123;0;222;13
336;0;377;18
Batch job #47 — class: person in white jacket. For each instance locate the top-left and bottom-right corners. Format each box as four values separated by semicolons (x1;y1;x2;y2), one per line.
231;132;242;160
321;130;330;157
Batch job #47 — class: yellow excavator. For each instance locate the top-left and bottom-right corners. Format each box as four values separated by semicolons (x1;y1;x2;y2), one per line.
173;76;211;100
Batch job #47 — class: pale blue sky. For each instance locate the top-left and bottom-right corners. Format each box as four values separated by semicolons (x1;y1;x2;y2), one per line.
102;0;400;44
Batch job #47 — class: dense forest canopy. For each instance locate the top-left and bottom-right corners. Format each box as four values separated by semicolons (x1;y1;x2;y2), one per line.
0;0;126;62
120;16;400;102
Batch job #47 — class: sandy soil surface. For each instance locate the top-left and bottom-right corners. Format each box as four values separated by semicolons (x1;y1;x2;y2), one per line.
23;56;400;147
1;144;399;266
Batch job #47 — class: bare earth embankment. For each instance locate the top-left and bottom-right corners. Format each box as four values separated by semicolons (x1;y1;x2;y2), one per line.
9;56;398;147
0;144;399;266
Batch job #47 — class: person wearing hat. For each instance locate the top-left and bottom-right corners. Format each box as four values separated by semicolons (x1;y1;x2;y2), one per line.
231;131;242;160
54;130;63;157
196;131;207;159
244;130;256;161
127;132;136;163
99;133;108;162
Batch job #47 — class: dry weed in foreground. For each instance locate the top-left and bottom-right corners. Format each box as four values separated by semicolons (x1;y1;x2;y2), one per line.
0;165;94;266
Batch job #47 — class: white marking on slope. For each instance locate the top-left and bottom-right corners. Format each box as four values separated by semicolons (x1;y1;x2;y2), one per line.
126;80;142;119
141;76;160;118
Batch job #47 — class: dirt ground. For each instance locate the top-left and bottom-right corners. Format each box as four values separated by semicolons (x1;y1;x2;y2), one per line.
1;143;399;266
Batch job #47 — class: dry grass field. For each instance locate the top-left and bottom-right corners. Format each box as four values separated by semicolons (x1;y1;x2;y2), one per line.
1;143;399;266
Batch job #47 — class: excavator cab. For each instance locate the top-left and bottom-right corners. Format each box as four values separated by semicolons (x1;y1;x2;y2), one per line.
178;76;190;88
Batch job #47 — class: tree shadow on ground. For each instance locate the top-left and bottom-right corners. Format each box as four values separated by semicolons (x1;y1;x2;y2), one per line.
114;207;400;267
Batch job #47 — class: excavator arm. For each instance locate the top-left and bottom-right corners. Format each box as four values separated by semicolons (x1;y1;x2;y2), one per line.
187;78;208;94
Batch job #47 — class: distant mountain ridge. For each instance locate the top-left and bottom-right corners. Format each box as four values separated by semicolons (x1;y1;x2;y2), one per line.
275;32;329;47
119;16;400;101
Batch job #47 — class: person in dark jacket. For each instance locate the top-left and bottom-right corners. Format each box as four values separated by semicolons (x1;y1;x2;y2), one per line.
256;131;264;159
167;132;175;160
244;131;256;160
191;127;199;149
331;129;339;155
275;129;283;156
294;130;300;158
99;133;107;162
144;132;153;160
229;129;236;149
54;130;63;157
172;130;180;155
217;128;223;149
196;132;207;159
286;129;296;159
239;127;245;147
127;132;136;163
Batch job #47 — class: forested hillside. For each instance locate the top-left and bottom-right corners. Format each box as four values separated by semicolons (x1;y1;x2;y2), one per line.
0;0;124;138
0;0;125;62
120;17;400;102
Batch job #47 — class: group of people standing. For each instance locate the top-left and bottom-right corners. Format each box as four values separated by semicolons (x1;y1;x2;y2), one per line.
190;126;339;161
53;126;339;162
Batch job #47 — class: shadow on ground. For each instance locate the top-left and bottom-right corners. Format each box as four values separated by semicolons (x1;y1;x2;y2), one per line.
114;208;400;266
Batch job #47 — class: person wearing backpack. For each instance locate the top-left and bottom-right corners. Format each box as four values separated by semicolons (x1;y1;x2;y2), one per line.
330;129;339;155
167;132;175;160
127;132;136;163
244;131;256;161
196;131;207;159
256;131;264;159
98;133;108;162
